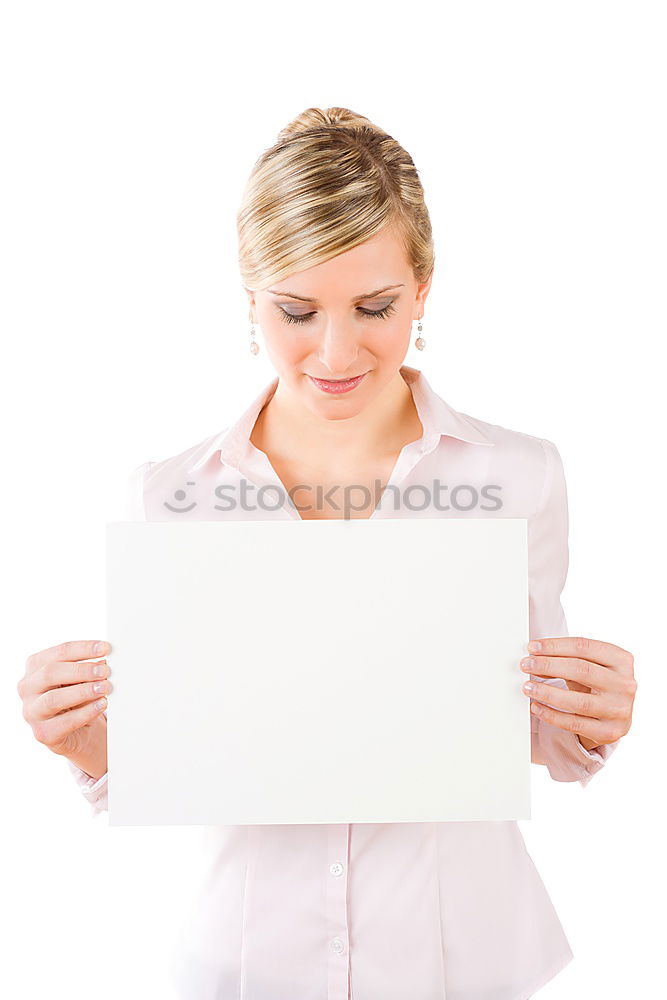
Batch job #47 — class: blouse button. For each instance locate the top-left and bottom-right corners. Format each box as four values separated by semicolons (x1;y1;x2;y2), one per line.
329;862;344;877
331;937;345;955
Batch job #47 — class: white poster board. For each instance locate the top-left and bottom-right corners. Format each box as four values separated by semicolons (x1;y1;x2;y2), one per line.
105;518;530;826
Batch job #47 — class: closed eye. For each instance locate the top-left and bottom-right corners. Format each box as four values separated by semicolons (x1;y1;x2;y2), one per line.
278;301;397;326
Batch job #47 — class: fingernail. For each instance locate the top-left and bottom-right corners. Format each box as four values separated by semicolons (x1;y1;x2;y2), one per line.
93;661;107;678
92;681;107;694
94;697;107;710
520;657;535;671
527;640;542;652
94;641;109;654
523;682;535;693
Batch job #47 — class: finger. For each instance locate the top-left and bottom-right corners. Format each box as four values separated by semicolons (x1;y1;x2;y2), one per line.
25;639;111;675
32;697;108;749
521;678;626;721
519;655;559;680
527;636;633;674
22;657;110;699
528;700;622;745
27;678;112;722
521;654;622;691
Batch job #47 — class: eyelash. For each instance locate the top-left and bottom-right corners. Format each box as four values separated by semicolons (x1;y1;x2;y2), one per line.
278;302;397;326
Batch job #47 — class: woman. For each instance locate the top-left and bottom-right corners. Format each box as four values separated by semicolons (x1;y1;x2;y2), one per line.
18;107;636;999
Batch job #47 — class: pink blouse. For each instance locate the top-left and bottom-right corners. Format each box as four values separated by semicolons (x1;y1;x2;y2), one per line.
68;364;620;1000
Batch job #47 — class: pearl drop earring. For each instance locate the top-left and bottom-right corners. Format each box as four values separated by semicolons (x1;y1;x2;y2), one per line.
415;317;426;351
250;322;259;355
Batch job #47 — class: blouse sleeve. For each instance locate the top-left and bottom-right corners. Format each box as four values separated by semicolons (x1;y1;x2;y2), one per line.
66;461;153;815
66;754;109;817
528;438;621;787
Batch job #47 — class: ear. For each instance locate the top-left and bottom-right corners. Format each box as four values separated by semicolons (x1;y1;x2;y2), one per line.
244;286;256;323
414;266;434;318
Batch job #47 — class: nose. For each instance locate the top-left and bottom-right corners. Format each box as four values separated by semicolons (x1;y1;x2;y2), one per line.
316;322;362;377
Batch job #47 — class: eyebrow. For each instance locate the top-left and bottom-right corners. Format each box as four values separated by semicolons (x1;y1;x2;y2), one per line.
266;283;404;303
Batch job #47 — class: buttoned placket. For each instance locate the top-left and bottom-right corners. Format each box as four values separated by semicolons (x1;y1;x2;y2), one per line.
326;823;351;1000
323;435;440;1000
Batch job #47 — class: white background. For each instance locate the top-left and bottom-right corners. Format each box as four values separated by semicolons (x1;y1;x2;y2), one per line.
1;1;664;997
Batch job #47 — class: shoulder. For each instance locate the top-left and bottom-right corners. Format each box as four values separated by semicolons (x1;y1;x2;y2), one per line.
466;408;559;463
122;426;231;519
453;408;566;516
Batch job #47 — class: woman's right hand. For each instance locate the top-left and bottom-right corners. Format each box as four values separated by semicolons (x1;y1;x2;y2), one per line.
17;639;112;773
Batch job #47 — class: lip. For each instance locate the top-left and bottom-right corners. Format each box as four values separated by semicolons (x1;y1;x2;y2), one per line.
308;373;368;394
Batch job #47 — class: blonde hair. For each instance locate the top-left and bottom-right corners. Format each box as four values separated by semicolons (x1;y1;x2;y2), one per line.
237;106;435;292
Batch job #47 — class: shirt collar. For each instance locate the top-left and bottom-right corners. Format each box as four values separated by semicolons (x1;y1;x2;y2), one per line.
189;364;494;473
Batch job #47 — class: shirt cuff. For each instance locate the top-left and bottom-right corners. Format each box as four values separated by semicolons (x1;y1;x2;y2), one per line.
66;758;108;816
573;736;621;787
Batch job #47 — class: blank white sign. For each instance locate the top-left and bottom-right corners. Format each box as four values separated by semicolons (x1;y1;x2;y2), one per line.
105;518;530;826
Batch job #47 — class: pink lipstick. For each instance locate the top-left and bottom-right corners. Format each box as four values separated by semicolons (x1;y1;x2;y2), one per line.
308;373;367;394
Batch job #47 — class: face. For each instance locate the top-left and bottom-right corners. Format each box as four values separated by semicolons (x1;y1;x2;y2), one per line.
245;226;433;420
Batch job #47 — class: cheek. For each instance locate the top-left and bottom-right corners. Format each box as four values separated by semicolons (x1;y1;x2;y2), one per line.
260;320;307;367
365;319;411;359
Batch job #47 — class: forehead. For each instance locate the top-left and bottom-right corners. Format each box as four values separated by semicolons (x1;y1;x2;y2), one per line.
266;228;410;302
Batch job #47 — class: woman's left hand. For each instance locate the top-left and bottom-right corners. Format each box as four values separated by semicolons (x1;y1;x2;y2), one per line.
520;636;637;752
